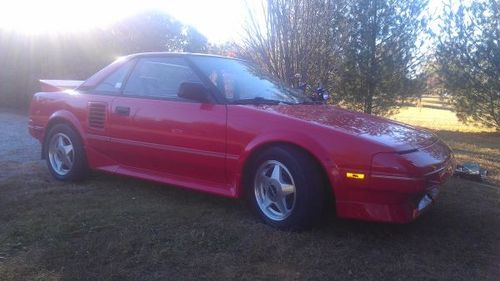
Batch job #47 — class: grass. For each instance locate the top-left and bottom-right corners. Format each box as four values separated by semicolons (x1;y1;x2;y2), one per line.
391;107;496;132
1;131;499;281
437;131;500;185
391;95;496;132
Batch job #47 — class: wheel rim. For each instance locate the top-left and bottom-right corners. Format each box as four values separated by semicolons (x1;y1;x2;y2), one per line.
254;160;297;221
48;133;75;176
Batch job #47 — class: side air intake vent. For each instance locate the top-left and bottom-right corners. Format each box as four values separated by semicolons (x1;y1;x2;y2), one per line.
88;102;106;129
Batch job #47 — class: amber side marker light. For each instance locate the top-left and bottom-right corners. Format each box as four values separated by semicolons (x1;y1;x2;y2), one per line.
346;172;365;180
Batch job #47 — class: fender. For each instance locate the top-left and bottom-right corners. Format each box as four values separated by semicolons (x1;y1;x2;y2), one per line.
46;109;86;146
233;130;341;198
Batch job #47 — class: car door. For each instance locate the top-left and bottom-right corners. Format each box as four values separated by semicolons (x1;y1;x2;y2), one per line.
106;56;228;188
84;60;135;170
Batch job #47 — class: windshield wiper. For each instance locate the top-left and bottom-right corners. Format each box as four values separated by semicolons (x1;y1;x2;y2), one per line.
297;100;321;105
231;97;293;105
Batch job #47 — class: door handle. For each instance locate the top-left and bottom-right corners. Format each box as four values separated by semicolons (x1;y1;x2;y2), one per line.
115;106;130;116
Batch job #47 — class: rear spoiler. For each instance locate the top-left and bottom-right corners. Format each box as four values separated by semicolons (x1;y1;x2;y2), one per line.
39;79;84;92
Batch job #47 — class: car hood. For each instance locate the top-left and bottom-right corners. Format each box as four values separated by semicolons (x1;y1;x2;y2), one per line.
259;104;437;150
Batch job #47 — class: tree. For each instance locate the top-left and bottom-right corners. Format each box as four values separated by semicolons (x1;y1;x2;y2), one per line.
242;0;427;115
184;26;209;53
334;0;428;115
208;42;244;58
435;0;499;130
242;0;346;91
107;11;207;54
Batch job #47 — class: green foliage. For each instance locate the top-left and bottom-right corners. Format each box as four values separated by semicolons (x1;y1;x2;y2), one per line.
335;0;428;115
435;0;499;130
0;11;208;109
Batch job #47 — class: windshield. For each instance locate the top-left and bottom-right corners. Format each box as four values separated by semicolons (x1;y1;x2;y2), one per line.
190;56;311;104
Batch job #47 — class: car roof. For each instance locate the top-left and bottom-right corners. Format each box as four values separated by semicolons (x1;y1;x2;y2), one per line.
80;52;244;91
124;52;240;61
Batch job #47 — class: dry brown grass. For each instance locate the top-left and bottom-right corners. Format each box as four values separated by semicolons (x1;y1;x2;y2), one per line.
1;130;499;281
390;95;496;133
391;107;496;132
436;131;500;186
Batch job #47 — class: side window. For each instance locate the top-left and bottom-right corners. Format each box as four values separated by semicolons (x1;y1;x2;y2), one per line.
123;57;201;99
94;61;134;93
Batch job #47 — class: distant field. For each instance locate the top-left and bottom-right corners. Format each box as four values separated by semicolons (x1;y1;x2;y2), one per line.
390;95;496;132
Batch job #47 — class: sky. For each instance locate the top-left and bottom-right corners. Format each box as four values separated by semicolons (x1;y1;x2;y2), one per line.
0;0;256;43
0;0;448;43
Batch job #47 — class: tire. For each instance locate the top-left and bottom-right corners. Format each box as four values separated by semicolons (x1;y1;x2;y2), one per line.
245;145;325;231
44;123;88;181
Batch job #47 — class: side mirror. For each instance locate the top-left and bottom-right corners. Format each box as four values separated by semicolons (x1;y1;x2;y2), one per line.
178;82;211;103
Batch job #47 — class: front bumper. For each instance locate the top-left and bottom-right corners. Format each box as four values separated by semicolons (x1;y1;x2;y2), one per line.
336;157;455;223
336;185;442;223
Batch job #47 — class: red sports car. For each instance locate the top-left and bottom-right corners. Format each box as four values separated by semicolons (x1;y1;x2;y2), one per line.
29;53;455;230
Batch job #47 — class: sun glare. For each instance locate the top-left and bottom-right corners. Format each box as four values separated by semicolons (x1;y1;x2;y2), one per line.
0;0;250;42
0;0;155;35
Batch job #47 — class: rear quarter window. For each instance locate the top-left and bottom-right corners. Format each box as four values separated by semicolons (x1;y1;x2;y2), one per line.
94;61;134;93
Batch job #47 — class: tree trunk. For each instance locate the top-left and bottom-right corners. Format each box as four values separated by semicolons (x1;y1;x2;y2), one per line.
365;0;378;115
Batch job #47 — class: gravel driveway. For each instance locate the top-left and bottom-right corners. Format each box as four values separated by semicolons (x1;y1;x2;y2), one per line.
0;109;40;162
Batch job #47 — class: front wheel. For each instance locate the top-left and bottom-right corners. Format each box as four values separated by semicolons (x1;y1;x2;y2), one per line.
245;145;325;230
45;123;88;181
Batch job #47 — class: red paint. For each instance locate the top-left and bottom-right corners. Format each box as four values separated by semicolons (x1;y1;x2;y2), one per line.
28;53;455;223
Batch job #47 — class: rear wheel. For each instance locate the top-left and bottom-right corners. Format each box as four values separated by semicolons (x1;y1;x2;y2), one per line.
45;123;88;181
245;145;325;230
